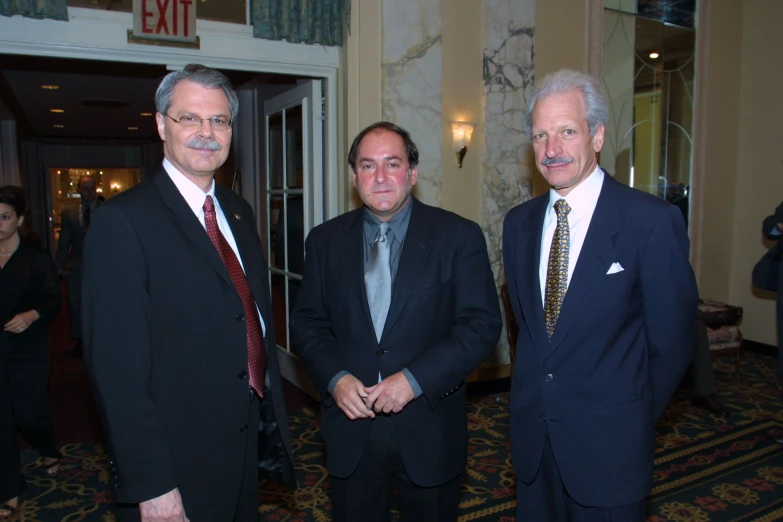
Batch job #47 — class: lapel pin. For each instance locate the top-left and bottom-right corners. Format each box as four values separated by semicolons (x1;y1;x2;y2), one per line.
234;213;241;220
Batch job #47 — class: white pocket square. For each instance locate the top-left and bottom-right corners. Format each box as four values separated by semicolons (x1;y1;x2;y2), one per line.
606;262;624;275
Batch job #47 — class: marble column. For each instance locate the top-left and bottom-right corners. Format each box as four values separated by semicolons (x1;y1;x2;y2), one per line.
382;0;443;206
482;0;536;365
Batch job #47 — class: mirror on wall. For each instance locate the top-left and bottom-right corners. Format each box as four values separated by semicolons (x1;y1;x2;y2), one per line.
603;0;697;225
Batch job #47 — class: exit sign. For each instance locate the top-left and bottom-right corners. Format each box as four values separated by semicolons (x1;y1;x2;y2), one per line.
132;0;197;44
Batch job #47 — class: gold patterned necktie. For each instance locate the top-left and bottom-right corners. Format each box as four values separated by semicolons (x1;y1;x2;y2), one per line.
544;199;571;340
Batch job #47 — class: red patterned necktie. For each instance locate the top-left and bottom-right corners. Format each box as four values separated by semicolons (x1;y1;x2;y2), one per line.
203;195;265;396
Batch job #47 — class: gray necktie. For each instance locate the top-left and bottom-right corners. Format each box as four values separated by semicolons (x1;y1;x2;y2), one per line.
365;223;392;342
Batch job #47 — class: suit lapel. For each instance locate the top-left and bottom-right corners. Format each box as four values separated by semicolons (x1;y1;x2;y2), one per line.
152;169;237;296
344;210;377;341
546;173;620;356
517;196;550;358
382;199;432;342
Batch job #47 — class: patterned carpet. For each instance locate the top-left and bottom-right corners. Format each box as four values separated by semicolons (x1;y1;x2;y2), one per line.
11;352;783;521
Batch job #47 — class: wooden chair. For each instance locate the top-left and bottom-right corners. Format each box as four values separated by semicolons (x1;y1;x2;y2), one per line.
698;299;744;374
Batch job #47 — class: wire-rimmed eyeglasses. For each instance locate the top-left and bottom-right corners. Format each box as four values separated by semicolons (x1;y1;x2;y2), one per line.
165;114;233;131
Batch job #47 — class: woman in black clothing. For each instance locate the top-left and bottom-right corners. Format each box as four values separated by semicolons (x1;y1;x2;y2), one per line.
0;186;62;518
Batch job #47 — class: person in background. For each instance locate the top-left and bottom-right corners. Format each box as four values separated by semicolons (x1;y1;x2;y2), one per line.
55;175;101;358
0;186;62;519
503;69;697;521
762;202;783;443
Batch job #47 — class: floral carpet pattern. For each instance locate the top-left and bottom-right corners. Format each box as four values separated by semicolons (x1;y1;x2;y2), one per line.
13;352;783;521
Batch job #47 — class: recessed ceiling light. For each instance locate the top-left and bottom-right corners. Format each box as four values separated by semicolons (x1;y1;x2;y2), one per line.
81;99;129;108
128;126;139;130
140;112;153;117
649;52;660;59
53;124;64;128
41;85;59;90
50;109;65;113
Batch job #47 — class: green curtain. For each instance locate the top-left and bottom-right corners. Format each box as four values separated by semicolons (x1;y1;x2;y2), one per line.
0;0;68;20
252;0;351;47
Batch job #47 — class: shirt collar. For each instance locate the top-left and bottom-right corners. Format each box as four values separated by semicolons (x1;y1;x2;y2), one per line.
163;157;216;215
363;196;413;241
547;165;604;219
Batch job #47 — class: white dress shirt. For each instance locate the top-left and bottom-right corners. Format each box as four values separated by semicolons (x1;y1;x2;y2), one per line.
539;166;604;306
163;158;266;333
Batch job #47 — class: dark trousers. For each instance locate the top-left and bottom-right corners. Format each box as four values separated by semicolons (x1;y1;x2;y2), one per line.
777;290;783;385
0;347;60;502
330;415;461;522
115;390;261;522
690;318;718;397
516;436;646;521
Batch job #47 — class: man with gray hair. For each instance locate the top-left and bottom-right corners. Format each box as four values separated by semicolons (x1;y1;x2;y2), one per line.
83;64;295;521
502;69;697;519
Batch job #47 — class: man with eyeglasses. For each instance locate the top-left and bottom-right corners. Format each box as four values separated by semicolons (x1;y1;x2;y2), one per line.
83;64;295;522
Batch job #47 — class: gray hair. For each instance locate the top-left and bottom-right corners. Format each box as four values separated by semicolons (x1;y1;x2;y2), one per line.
524;69;608;138
155;64;239;121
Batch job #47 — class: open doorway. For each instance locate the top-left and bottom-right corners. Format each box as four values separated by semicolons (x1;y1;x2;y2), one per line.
50;167;141;244
0;51;331;395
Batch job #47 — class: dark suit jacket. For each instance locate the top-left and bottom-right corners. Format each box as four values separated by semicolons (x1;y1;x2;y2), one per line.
82;167;295;519
0;240;60;358
762;202;783;293
290;198;502;487
502;173;697;507
56;200;102;272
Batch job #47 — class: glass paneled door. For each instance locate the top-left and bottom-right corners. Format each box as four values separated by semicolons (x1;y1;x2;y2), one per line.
264;81;323;392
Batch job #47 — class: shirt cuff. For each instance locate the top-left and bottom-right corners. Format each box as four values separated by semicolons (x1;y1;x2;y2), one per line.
402;368;423;399
327;370;351;395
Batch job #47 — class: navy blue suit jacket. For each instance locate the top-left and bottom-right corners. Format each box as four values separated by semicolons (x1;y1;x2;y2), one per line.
502;173;697;507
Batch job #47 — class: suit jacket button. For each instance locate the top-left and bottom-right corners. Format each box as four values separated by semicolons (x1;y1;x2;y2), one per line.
236;313;245;322
240;424;248;433
238;371;247;379
377;348;384;356
545;373;554;382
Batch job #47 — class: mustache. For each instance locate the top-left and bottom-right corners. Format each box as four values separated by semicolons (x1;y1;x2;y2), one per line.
541;156;573;166
186;137;222;151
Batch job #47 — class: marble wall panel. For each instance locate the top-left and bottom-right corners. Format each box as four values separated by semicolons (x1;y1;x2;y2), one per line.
382;0;443;206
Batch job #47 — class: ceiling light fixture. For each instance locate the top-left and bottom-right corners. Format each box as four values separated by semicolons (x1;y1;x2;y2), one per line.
50;109;65;113
53;124;64;128
140;112;153;117
649;52;660;59
128;126;139;130
41;85;59;90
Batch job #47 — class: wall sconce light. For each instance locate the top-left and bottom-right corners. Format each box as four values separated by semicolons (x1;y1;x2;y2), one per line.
451;121;476;168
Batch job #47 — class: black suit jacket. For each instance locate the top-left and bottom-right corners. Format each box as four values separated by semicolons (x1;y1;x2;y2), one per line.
0;240;60;357
503;173;697;507
290;197;502;487
762;202;783;292
82;167;295;518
